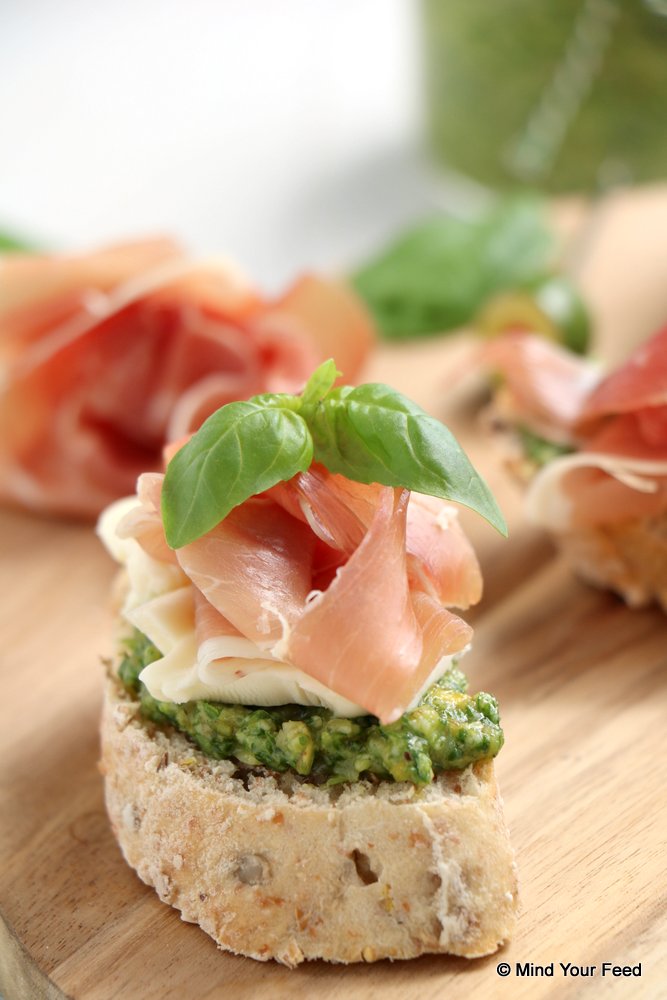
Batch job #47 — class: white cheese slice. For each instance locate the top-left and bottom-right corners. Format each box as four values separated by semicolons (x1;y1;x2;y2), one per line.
127;587;195;655
97;496;188;610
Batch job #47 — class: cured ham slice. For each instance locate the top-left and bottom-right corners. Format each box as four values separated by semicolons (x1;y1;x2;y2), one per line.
578;325;667;421
116;473;175;564
583;412;667;461
112;462;480;722
256;275;375;392
564;464;667;529
284;488;424;723
526;453;667;531
269;465;384;553
0;239;374;519
280;485;475;722
560;330;667;528
481;331;600;437
411;590;473;663
488;325;667;458
398;591;473;710
482;326;667;536
405;493;482;609
175;498;316;649
115;473;315;643
271;464;482;608
0;238;180;342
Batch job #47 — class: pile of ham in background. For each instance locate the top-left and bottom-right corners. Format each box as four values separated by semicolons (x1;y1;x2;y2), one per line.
0;240;374;518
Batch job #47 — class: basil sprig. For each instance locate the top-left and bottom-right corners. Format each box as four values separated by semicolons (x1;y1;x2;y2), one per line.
162;360;506;547
352;196;554;340
0;230;37;252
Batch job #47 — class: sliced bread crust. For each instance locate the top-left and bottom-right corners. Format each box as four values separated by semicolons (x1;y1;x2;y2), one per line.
557;515;667;610
100;674;518;967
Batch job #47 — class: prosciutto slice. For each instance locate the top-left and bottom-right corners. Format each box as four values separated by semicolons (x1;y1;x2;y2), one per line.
119;468;479;723
506;326;667;531
526;452;667;531
566;330;667;526
116;472;175;564
405;493;482;609
0;239;374;518
481;331;600;438
175;498;315;649
578;325;667;421
284;488;424;722
269;467;385;553
270;464;482;609
405;591;473;702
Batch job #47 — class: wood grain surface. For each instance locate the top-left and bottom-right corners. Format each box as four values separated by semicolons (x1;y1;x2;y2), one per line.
2;189;667;1000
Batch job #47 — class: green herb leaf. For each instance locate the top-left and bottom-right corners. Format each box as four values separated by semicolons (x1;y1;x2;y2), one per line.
352;196;554;340
308;383;507;535
0;230;37;253
162;362;507;545
246;392;301;411
518;426;575;469
162;401;313;548
300;359;341;412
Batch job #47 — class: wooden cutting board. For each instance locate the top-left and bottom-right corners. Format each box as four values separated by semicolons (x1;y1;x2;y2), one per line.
2;189;667;1000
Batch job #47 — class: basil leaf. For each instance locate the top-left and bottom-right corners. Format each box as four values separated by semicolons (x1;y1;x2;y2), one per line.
248;392;301;411
300;359;340;412
308;383;507;535
162;402;313;548
352;197;554;340
0;230;37;252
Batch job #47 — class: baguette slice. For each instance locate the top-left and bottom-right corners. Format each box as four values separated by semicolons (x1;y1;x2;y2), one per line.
555;515;667;611
100;673;518;967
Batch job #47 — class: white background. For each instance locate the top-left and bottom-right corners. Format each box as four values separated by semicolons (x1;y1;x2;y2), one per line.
0;0;432;288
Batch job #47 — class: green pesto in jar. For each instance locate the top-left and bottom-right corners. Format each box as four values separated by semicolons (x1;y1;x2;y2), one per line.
118;630;504;787
423;0;667;192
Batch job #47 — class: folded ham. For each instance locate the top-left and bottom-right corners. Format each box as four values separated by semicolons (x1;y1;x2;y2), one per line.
480;331;600;438
116;464;480;724
481;327;667;528
0;239;374;519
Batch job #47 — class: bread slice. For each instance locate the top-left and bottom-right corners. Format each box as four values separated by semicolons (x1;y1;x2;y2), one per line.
556;515;667;611
100;673;518;967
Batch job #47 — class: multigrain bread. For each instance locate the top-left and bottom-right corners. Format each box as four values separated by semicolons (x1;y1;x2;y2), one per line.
100;672;519;967
556;514;667;611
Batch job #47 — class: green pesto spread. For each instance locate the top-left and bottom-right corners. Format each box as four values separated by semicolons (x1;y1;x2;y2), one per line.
118;630;504;787
518;425;574;470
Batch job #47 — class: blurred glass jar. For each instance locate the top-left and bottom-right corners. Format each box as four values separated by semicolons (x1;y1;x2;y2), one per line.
423;0;667;193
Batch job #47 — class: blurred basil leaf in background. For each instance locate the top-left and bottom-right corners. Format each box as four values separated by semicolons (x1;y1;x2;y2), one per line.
352;197;555;341
0;230;36;252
